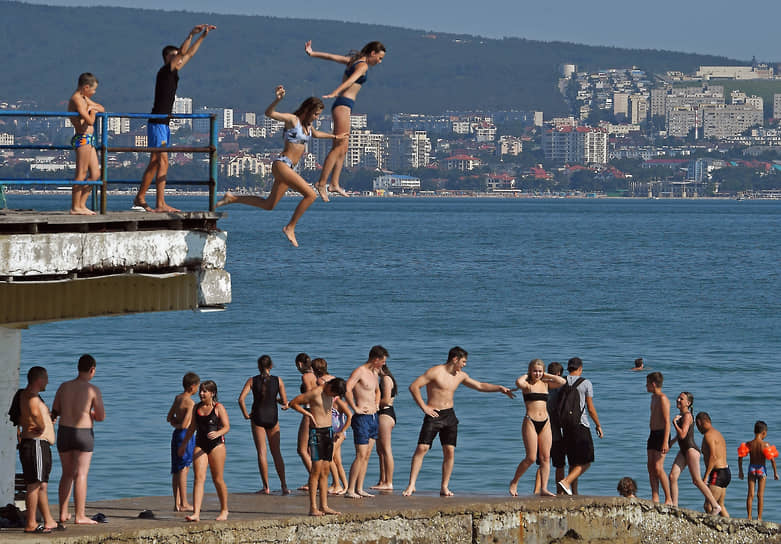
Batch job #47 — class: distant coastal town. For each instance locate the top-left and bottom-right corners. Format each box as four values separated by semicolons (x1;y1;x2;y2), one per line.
4;62;781;200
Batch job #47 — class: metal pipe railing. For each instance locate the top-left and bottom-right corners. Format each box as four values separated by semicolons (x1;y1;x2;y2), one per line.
0;111;218;213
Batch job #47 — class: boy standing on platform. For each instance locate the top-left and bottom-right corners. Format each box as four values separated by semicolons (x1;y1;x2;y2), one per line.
166;372;200;511
67;73;104;216
290;378;352;516
646;372;671;504
135;24;216;212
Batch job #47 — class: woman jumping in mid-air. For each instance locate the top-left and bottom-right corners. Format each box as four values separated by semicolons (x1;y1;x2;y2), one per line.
216;86;345;247
305;39;386;201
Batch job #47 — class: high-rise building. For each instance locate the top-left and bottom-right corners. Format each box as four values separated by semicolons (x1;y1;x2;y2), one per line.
542;126;607;165
388;130;431;170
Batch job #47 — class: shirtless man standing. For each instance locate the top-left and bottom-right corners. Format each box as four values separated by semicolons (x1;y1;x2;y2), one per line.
344;345;388;498
52;354;105;525
16;366;58;533
696;411;731;517
402;346;515;497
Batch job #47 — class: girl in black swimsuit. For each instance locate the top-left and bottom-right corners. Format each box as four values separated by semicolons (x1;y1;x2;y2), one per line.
177;380;230;522
372;364;398;491
668;391;722;515
509;359;566;497
238;355;290;495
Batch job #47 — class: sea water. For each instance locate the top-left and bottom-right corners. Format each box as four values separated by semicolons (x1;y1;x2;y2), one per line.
10;194;781;521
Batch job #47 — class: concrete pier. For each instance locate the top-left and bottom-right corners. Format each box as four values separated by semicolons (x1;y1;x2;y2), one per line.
0;492;779;543
0;210;231;505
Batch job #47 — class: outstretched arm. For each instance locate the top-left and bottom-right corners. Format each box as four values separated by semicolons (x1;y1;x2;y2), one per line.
463;374;515;399
305;40;351;64
174;24;216;71
264;85;297;124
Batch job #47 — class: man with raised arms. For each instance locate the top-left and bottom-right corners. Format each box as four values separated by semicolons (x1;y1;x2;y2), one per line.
135;24;216;212
344;345;388;498
403;346;515;497
52;354;105;525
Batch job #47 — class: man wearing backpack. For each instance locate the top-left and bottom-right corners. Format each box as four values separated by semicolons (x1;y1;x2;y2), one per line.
557;357;603;496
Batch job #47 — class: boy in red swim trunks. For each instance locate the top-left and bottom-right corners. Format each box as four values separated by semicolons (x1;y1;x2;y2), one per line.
738;420;779;521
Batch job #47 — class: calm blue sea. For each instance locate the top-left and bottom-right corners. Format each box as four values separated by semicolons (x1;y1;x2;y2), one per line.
10;194;781;521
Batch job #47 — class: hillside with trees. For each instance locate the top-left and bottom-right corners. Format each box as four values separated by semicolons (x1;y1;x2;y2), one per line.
0;1;737;120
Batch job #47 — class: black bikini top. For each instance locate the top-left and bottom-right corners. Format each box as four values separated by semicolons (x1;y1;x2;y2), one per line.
523;392;548;402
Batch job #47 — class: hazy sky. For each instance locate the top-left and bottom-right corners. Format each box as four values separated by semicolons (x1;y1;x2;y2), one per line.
14;0;779;61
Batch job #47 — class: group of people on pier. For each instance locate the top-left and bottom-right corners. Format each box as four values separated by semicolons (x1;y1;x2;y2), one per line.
11;348;777;531
66;23;385;247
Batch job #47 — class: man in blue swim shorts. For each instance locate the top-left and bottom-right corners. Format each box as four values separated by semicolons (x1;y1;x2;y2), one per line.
135;24;215;212
344;346;389;498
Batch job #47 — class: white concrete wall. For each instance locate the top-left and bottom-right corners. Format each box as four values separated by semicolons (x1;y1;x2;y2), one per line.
0;327;21;504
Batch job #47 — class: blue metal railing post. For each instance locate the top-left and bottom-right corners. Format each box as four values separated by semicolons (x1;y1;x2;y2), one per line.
99;113;109;214
209;114;218;211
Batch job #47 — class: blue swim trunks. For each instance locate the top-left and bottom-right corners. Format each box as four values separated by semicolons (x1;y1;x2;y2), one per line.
171;428;195;474
71;133;95;149
351;413;378;445
147;123;170;148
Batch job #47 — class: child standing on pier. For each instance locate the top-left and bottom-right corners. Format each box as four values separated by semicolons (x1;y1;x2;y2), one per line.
177;380;230;522
289;377;352;516
166;372;200;511
739;420;779;521
67;73;104;216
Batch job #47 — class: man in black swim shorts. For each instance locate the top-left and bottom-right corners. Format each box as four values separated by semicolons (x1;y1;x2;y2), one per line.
402;347;514;497
696;412;731;517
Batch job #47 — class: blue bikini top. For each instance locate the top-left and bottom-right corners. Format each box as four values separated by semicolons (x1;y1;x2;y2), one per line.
344;60;367;85
283;121;311;145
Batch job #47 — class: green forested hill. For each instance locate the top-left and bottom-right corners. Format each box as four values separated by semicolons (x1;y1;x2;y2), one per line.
0;1;737;118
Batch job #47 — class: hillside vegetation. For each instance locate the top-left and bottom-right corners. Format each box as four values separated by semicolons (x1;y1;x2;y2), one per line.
1;1;737;119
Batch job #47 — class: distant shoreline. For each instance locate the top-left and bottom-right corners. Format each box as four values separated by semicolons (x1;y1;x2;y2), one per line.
0;189;761;200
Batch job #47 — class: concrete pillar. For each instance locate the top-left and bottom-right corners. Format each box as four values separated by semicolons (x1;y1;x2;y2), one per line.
0;327;21;504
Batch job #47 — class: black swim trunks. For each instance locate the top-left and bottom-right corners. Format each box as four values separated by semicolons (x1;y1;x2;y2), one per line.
707;467;732;488
563;424;594;467
647;429;666;452
20;439;53;484
309;426;334;462
417;407;458;447
56;425;94;452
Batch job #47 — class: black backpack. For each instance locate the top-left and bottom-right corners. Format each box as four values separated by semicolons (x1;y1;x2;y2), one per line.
555;377;585;431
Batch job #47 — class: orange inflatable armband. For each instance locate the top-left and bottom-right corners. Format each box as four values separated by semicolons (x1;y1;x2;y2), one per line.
763;445;779;460
738;443;749;458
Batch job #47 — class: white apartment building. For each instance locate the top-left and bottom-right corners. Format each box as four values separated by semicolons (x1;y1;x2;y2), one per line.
474;123;496;142
774;94;781;119
372;174;421;192
452;120;471;134
701;104;763;139
666;106;699;138
650;87;668;118
498;135;523;156
350;114;368;129
263;117;285;137
195;106;233;132
613;92;629;117
388;131;431;170
171;96;192;130
242;112;256;125
0;133;15;145
444;154;481;171
542;126;607;165
107;116;130;135
345;129;387;169
628;94;649;125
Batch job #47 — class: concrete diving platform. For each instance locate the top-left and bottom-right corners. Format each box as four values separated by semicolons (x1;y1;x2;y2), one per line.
0;492;779;543
0;210;230;326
